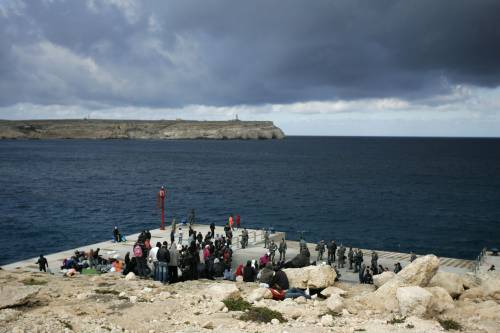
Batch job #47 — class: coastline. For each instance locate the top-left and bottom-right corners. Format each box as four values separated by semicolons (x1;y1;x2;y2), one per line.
0;119;286;140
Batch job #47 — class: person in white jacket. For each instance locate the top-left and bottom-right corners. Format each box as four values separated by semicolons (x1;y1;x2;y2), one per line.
148;242;161;276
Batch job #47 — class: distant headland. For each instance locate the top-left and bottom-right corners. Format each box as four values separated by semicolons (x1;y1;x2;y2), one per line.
0;119;285;140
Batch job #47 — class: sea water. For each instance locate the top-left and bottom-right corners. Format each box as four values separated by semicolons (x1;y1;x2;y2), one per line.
1;137;499;265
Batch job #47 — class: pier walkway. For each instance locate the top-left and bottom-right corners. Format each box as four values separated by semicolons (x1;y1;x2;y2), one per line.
2;224;476;283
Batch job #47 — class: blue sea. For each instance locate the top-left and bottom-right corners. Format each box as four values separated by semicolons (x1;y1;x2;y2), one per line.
1;137;499;265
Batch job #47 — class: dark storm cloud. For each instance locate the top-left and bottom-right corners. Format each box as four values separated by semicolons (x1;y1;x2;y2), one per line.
1;0;500;108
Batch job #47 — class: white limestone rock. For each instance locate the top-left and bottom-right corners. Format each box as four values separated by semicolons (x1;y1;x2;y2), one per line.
320;286;347;297
396;286;432;317
326;293;344;313
428;271;464;298
283;265;336;289
425;286;455;314
247;288;273;303
373;271;396;288
206;283;240;301
0;286;40;309
397;254;440;287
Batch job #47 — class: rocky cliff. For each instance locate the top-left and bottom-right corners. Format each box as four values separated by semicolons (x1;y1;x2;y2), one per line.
0;119;285;140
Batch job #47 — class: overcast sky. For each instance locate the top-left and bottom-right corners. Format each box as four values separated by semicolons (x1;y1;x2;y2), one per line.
1;0;500;136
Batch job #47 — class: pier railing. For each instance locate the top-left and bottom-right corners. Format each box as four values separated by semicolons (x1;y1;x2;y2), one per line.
232;229;286;250
473;247;487;273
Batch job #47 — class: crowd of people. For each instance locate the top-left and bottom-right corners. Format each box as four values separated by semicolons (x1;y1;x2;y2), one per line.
41;210;422;294
314;239;415;284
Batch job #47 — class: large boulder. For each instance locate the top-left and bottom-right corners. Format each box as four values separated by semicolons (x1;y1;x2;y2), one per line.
396;286;433;317
206;283;241;301
460;272;480;289
0;286;40;309
247;288;273;303
373;271;396;288
283;265;336;289
306;265;337;289
459;276;500;301
397;254;440;287
320;286;347;297
366;276;408;312
283;268;309;289
481;277;500;300
425;286;455;314
428;271;464;298
326;293;344;313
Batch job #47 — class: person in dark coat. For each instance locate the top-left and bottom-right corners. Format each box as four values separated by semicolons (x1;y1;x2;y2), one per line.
36;255;49;272
243;260;257;282
271;269;289;290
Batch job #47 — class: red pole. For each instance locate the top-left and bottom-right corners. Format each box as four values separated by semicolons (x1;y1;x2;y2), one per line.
158;187;166;230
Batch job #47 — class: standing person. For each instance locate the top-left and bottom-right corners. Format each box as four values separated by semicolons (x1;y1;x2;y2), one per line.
148;242;161;276
210;222;215;239
371;251;379;274
133;236;148;277
155;241;170;283
359;263;366;283
264;229;270;248
241;228;249;248
113;226;121;242
170;218;176;243
348;247;354;270
36;254;49;272
327;240;336;265
229;214;234;230
88;249;96;269
316;240;326;261
188;209;196;226
178;227;184;245
236;214;241;229
168;242;179;283
278;238;287;262
337;245;346;268
269;240;278;263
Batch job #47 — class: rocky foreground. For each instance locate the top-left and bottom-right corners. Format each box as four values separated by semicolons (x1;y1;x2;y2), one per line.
0;119;285;140
1;255;499;333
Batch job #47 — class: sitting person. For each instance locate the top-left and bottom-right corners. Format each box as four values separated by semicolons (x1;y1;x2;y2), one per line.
259;253;270;267
243;260;257;282
258;262;275;285
270;268;289;290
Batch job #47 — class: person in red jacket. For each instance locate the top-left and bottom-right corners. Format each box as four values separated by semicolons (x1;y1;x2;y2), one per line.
236;214;241;229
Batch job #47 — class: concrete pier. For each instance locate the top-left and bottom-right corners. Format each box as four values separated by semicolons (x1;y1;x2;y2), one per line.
1;223;477;283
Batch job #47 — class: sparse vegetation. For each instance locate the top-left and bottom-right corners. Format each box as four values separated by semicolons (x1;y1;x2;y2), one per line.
59;320;73;330
387;316;406;324
21;278;47;286
439;319;462;331
240;306;287;323
223;298;252;311
95;289;120;295
325;309;342;317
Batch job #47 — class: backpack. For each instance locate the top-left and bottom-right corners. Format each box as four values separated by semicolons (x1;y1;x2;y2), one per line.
133;245;143;257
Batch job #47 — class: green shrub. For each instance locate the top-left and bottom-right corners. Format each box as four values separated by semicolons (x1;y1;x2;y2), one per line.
21;278;47;286
240;306;287;323
439;319;462;331
95;289;120;295
223;298;252;311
